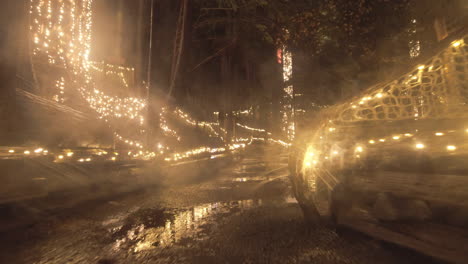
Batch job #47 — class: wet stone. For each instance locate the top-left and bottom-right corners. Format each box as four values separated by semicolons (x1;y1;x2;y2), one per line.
0;145;437;264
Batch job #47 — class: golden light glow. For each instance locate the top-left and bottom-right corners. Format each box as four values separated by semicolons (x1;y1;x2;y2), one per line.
268;138;291;147
8;150;15;153
447;145;456;151
25;0;289;165
415;143;425;149
58;155;64;159
24;150;31;155
34;148;43;153
294;36;468;194
281;46;295;141
30;0;147;152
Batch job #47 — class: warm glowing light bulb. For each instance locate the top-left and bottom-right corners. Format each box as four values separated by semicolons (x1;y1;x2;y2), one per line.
8;150;15;153
417;65;425;70
376;93;383;98
369;140;375;144
356;146;363;152
447;145;456;151
67;152;74;157
416;143;425;149
393;136;400;140
453;41;461;47
34;148;43;153
435;132;444;136
24;150;31;155
379;139;386;142
58;155;64;159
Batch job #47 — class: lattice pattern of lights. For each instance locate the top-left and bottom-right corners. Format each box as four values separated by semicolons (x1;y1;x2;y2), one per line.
299;36;468;197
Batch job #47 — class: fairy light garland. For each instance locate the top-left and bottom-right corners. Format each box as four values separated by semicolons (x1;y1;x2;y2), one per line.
160;108;181;141
30;0;146;151
27;0;289;166
174;108;221;138
281;47;295;141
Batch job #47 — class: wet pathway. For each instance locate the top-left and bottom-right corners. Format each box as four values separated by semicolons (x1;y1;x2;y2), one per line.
0;145;439;264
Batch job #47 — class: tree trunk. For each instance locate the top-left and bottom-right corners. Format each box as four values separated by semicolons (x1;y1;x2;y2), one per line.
0;0;27;145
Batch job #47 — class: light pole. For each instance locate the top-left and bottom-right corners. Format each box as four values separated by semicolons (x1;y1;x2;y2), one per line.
145;0;154;147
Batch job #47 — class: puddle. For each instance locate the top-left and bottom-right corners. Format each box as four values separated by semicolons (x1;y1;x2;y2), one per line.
106;199;262;253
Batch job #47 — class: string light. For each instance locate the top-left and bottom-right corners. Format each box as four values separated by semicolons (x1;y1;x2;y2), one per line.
281;46;295;141
30;0;147;152
174;108;221;139
34;148;43;153
26;0;288;166
452;40;462;47
160;108;181;141
447;145;456;151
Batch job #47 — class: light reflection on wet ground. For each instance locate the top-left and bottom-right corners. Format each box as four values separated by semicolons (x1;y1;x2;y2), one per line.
107;200;262;253
0;145;437;264
106;194;297;255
